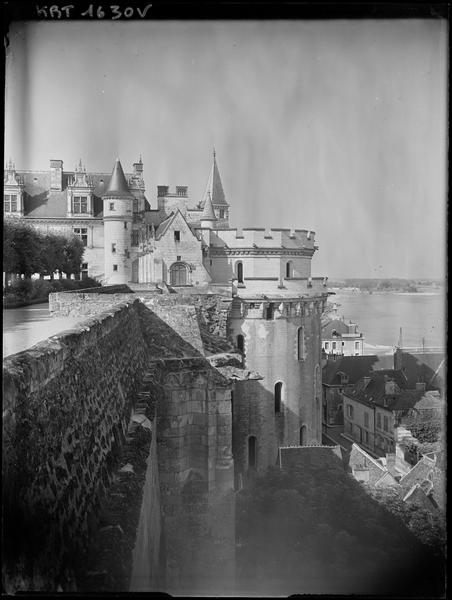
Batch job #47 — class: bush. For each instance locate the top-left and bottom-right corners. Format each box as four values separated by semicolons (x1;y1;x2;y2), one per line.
60;279;78;291
7;279;34;300
48;279;63;293
29;279;52;300
3;276;102;306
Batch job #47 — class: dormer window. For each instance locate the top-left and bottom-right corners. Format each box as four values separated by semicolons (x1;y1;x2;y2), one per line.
4;194;17;212
219;209;225;219
73;196;88;214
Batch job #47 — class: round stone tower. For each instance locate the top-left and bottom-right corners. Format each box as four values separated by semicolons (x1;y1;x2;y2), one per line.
102;158;134;284
218;228;328;480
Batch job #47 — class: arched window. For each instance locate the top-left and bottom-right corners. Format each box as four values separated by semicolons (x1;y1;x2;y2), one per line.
170;262;188;286
236;261;244;284
297;327;305;360
248;436;257;468
237;334;244;353
274;382;282;413
299;425;307;446
286;261;293;278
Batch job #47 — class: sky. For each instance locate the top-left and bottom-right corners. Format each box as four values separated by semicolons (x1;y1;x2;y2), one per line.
4;19;448;279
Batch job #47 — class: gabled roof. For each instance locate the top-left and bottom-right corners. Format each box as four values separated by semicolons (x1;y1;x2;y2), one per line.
323;355;381;386
395;349;445;392
200;150;228;208
344;369;424;410
322;318;360;338
102;158;134;199
399;454;436;493
154;210;198;240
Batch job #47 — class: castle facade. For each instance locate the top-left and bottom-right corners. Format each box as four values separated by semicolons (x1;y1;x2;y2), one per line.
4;151;330;465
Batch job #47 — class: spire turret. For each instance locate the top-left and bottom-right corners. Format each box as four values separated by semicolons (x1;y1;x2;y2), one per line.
201;150;228;208
102;158;134;198
201;191;217;221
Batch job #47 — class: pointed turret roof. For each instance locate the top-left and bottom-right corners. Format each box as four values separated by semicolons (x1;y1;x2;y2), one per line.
201;149;228;208
201;191;217;222
102;158;134;198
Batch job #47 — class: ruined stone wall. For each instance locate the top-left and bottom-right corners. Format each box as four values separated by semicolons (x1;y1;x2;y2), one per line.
2;300;152;591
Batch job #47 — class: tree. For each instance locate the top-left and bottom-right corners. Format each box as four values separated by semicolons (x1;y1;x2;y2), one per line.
3;220;43;278
61;236;85;278
38;233;66;279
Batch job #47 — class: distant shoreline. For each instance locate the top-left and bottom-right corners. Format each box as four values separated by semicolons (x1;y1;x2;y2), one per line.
329;288;442;296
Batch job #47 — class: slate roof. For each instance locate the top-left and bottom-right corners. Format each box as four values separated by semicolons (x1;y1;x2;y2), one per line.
395;349;445;392
154;210;198;240
323;354;382;386
322;318;360;338
279;444;343;470
13;167;150;219
200;151;228;208
201;191;217;221
102;159;134;199
343;369;424;411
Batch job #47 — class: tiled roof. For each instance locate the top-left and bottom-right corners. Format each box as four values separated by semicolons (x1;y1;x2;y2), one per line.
399;455;436;495
322;354;381;386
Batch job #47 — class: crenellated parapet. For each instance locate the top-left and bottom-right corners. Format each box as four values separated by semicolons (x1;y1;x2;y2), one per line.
205;227;317;253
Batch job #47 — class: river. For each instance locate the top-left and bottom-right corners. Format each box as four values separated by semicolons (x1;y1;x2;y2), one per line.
3;303;84;358
3;291;446;359
329;289;446;353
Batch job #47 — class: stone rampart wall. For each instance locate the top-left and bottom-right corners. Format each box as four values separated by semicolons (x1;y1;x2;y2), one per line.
2;299;151;591
49;290;136;316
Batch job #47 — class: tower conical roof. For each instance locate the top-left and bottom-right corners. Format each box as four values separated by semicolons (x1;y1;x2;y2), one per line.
102;158;134;198
201;150;228;208
201;191;217;221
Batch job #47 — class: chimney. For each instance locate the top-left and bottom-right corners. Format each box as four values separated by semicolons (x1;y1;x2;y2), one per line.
50;159;63;191
385;380;397;395
157;185;169;197
415;382;426;392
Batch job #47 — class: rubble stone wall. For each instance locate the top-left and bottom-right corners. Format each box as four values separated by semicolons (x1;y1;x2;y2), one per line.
2;300;151;591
